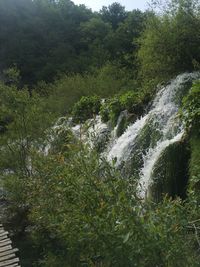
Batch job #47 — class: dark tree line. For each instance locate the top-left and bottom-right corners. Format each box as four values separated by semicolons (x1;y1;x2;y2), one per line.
0;0;147;85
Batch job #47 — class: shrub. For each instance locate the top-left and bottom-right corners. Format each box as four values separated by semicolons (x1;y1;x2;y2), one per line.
100;91;147;125
45;64;137;116
100;97;122;125
25;148;200;267
119;91;138;112
72;96;101;123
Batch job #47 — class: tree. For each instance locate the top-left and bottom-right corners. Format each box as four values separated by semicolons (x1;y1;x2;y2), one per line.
138;0;200;87
100;2;127;29
0;82;54;234
106;10;147;71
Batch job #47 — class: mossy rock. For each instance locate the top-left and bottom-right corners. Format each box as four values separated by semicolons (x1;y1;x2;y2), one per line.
149;140;190;202
188;131;200;193
174;77;194;105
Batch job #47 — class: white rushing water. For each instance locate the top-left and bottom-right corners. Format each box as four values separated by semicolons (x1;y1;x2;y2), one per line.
106;72;200;197
71;115;109;148
107;114;149;165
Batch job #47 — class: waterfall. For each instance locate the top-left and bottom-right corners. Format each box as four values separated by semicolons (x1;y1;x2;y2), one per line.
107;114;149;165
48;72;199;198
106;72;200;197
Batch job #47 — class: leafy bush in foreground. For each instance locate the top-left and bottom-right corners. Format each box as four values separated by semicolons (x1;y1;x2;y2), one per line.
21;148;200;266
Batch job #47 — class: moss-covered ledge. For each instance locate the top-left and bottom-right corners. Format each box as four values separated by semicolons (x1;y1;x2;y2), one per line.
149;140;190;202
188;131;200;194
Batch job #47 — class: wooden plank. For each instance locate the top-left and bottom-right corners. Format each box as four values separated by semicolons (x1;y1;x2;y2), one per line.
0;249;18;258
4;264;20;267
0;239;10;244
0;257;19;267
0;236;8;242
0;241;12;248
0;237;8;242
0;246;12;253
0;233;8;238
0;226;20;267
0;253;16;263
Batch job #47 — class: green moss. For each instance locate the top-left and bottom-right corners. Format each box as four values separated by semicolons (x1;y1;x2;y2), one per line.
149;141;190;202
188;132;200;194
182;80;200;133
181;81;200;197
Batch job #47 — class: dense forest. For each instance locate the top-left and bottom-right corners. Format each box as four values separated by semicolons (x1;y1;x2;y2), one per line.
0;0;200;266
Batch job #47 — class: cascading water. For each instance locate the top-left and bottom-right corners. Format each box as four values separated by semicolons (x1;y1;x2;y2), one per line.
48;72;199;199
106;72;200;197
106;114;149;165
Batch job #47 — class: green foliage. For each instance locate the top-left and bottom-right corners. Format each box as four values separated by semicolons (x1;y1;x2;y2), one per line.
100;2;127;29
150;141;189;202
138;0;200;87
3;65;21;87
0;81;199;266
188;133;200;197
0;0;146;85
16;148;199;266
107;10;147;70
45;64;137;115
182;81;200;133
0;84;53;145
100;101;110;123
100;97;122;125
72;96;101;123
119;91;146;114
0;82;55;234
100;90;147;125
182;81;200;197
1;1;200;266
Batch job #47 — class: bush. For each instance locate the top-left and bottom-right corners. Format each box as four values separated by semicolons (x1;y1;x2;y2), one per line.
100;97;122;125
100;91;147;125
72;96;101;123
24;148;200;267
45;64;137;116
119;91;139;112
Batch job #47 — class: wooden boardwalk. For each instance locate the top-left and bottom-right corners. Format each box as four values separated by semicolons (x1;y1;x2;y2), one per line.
0;224;20;267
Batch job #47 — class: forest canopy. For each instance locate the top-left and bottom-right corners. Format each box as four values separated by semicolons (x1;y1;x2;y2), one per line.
0;0;147;85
